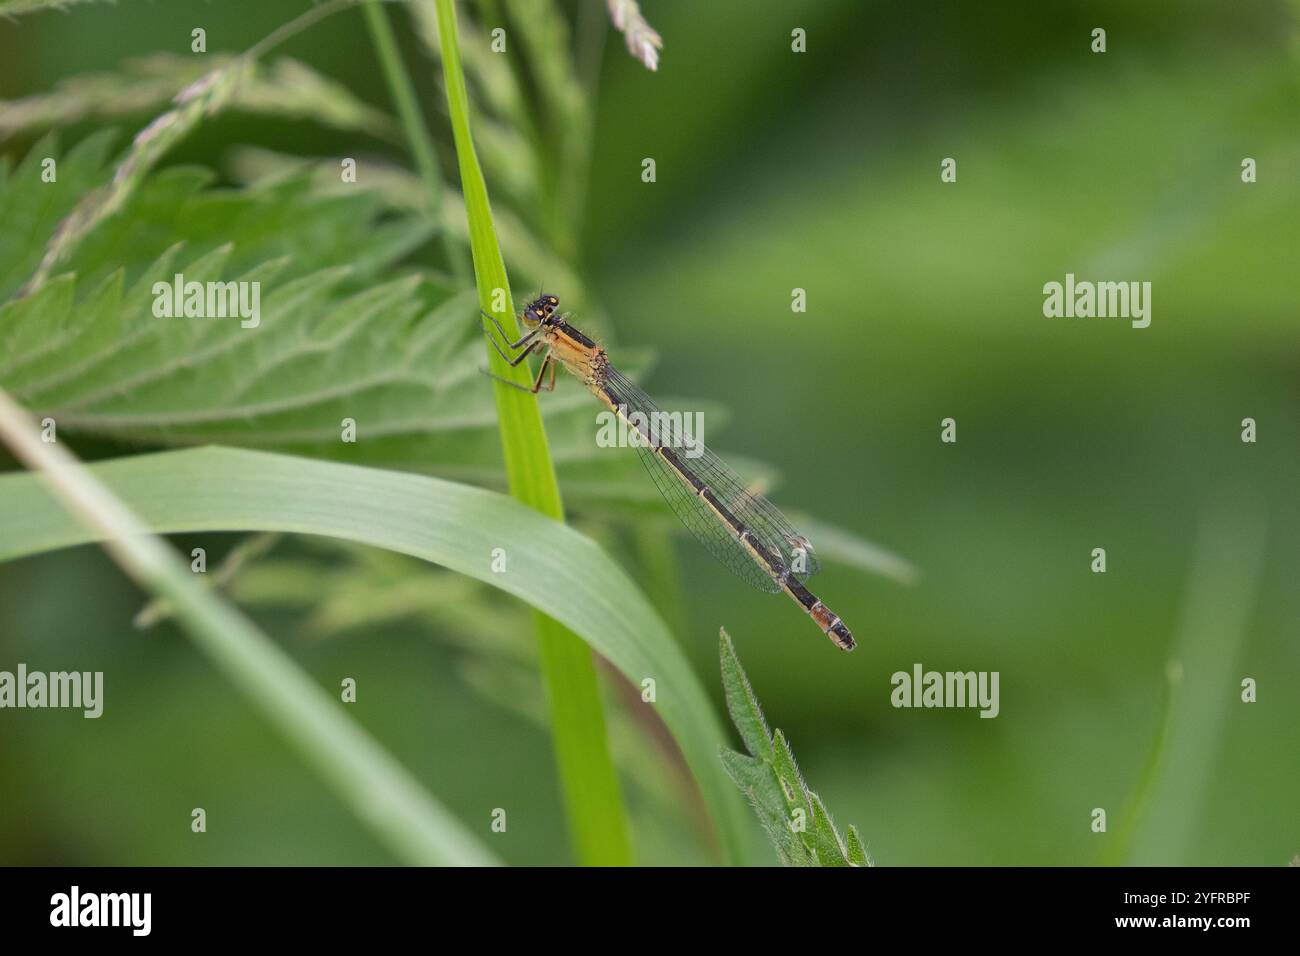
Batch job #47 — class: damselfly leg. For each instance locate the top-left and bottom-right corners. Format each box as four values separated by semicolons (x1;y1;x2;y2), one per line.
480;310;557;393
480;309;536;350
481;352;556;393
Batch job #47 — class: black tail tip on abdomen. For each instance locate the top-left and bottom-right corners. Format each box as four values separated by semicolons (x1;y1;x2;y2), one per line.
829;620;856;651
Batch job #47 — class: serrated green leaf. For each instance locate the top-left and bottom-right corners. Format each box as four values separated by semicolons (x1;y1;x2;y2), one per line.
21;60;251;293
0;140;475;456
720;748;804;866
772;729;814;816
719;633;875;866
845;824;874;867
54;162;432;299
718;748;767;794
16;0;384;295
0;136;911;587
225;146;578;295
0;130;117;301
0;160;648;501
808;791;851;867
719;627;774;761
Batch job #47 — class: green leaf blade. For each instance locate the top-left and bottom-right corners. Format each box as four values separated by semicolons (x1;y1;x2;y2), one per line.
431;0;636;866
0;446;752;866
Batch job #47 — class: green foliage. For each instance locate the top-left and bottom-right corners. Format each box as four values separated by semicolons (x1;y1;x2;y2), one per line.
0;145;458;449
225;145;582;320
225;538;529;658
361;1;467;280
218;537;716;864
791;514;918;586
719;629;872;866
2;0;1293;871
0;445;752;864
1;136;917;580
2;251;452;442
16;0;379;295
411;0;590;263
409;2;541;226
13;151;431;300
0;0;105;16
21;60;250;294
0;397;497;867
0;131;115;301
0;54;397;142
0;0;914;868
432;0;633;867
499;0;590;256
134;531;282;629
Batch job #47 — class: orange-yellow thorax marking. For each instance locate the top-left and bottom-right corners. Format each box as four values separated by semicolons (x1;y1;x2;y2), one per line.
543;324;606;387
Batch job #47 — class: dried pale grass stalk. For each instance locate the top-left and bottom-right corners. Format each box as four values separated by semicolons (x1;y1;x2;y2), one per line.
606;0;662;71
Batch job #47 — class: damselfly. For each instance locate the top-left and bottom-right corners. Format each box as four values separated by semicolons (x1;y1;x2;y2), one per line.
482;295;855;651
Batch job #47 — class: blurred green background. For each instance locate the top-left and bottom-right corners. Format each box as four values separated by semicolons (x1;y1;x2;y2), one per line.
0;0;1296;865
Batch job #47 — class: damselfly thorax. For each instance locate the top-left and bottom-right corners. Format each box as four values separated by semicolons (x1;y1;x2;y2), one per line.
481;294;856;652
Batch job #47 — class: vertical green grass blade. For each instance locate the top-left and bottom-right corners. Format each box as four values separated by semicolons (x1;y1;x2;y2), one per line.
432;0;631;866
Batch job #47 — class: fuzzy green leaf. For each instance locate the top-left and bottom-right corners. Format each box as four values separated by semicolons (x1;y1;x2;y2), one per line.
719;627;774;761
772;729;814;815
807;790;851;867
719;630;874;867
719;748;805;866
845;824;874;867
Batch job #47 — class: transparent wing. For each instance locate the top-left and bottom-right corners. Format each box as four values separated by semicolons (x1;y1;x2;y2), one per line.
603;366;820;593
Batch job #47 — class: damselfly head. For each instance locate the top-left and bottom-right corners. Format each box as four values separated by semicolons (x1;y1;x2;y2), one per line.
521;293;561;328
